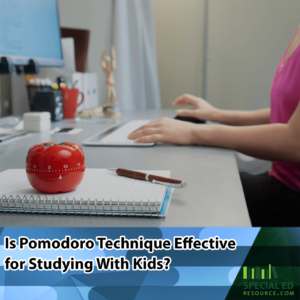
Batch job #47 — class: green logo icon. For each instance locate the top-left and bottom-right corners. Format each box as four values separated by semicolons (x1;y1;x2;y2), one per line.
243;264;278;280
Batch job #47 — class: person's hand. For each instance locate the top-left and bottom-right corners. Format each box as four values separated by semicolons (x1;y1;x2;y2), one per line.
127;118;199;145
174;94;219;121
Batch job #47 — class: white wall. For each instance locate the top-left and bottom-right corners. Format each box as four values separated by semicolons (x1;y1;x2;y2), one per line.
207;0;300;110
58;0;207;110
153;0;206;109
56;0;113;106
153;0;300;111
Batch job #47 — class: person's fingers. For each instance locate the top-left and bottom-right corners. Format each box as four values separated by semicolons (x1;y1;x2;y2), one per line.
173;95;191;105
173;94;199;107
173;95;185;104
128;127;160;140
176;109;199;118
127;121;161;138
135;134;164;143
144;119;161;126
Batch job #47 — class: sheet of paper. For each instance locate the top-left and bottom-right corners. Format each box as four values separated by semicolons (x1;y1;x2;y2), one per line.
0;169;170;206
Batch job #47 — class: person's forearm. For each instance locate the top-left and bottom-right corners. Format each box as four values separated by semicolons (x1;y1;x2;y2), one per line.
210;108;270;126
196;123;300;163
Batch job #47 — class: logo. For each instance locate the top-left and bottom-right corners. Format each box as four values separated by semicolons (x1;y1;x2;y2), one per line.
243;264;278;280
241;264;295;297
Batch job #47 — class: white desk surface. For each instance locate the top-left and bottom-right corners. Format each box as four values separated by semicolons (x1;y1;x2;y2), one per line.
0;110;251;227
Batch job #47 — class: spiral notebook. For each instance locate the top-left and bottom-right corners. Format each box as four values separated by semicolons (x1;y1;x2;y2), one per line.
0;169;173;217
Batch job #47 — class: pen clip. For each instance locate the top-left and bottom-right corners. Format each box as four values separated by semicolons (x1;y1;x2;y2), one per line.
151;180;187;189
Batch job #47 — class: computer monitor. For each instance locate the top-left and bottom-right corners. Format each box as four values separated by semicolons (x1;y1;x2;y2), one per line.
0;0;64;67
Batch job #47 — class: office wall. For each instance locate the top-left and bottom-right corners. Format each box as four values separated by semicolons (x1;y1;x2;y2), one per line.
58;0;207;110
207;0;300;110
57;0;112;106
153;0;206;109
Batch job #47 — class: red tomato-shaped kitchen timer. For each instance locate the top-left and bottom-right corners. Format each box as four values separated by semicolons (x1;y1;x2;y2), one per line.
26;142;85;193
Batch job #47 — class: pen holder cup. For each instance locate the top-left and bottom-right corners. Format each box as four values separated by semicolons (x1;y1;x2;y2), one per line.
62;88;84;119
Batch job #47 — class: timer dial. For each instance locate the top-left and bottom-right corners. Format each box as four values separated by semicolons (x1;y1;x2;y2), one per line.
26;142;85;193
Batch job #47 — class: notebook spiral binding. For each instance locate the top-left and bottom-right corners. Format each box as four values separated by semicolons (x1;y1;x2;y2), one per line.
0;195;161;217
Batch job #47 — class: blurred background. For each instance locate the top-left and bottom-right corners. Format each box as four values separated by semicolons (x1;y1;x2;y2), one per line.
1;0;299;115
1;0;300;115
